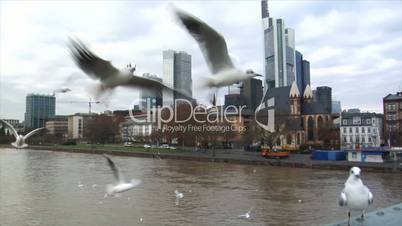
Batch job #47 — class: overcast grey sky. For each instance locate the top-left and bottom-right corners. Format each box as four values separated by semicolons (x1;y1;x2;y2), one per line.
1;0;401;121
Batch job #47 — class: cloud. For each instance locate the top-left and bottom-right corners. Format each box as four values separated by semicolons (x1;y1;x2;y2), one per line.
0;0;401;120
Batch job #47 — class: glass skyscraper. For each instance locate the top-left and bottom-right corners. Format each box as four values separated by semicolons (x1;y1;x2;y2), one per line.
140;73;163;110
262;0;296;91
295;50;311;94
25;94;56;129
162;50;192;105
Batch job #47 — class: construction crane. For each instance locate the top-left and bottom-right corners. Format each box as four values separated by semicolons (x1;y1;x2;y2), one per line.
58;98;101;114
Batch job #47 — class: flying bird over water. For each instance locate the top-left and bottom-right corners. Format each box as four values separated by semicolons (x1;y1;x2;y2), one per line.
0;120;44;149
173;7;262;91
238;208;252;219
68;38;192;100
339;167;373;225
103;154;141;197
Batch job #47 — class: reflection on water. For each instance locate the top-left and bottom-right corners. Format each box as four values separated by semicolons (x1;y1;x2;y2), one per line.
1;148;401;226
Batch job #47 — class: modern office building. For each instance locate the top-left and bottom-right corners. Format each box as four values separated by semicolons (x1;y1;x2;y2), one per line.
140;73;163;110
240;78;263;111
24;94;56;129
261;0;296;91
332;100;342;114
383;92;402;146
162;50;192;106
340;109;383;149
295;50;311;94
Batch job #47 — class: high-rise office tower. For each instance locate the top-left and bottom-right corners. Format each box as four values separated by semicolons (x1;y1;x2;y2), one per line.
261;0;296;91
162;50;192;106
25;94;56;129
295;50;311;94
140;73;163;110
241;78;263;111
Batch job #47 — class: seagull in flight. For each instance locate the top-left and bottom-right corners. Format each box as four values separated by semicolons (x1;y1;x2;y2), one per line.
68;38;192;100
173;7;262;102
238;208;252;219
339;167;373;225
174;189;184;205
0;119;44;149
103;154;141;197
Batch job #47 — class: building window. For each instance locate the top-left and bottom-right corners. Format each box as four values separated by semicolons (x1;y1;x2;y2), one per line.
362;136;365;143
343;119;347;125
368;137;372;142
368;127;371;133
355;127;359;133
373;128;376;133
353;117;361;125
343;136;347;143
349;127;352;133
367;119;371;124
352;152;357;158
372;119;376;123
362;127;365;133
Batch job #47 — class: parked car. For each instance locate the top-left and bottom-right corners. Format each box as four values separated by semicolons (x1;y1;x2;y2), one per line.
143;144;151;148
160;144;170;149
124;142;134;147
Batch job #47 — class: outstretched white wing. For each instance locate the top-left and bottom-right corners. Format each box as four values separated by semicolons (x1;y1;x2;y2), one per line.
104;154;125;183
173;7;234;74
23;127;45;140
68;38;121;82
0;119;19;139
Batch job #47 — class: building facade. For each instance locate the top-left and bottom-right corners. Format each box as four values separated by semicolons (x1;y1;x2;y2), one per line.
140;73;163;110
262;0;296;91
383;92;402;146
45;116;68;135
340;109;383;149
25;94;55;129
240;78;263;111
261;81;334;149
295;51;311;96
332;100;342;114
67;113;94;139
162;50;192;105
120;114;155;142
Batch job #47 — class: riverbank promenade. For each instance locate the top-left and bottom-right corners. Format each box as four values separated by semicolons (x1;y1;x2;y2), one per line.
2;144;400;173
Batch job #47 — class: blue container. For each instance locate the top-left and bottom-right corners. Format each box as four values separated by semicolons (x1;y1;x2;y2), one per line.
313;150;346;161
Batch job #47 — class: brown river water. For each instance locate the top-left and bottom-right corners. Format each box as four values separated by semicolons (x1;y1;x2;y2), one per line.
1;148;401;226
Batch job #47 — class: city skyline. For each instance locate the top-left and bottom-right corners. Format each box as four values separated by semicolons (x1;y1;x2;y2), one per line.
1;0;401;120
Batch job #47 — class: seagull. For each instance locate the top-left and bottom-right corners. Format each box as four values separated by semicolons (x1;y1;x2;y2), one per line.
0;119;45;149
78;181;84;189
339;167;373;225
173;7;262;102
238;208;252;219
68;38;192;100
175;189;183;205
103;154;141;197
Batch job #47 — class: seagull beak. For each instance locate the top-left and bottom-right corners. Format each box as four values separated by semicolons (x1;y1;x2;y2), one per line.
254;73;263;77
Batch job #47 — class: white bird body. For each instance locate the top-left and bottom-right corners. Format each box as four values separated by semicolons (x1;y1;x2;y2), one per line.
1;120;44;149
339;167;373;223
103;154;141;197
107;179;141;196
175;189;184;199
206;68;251;87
